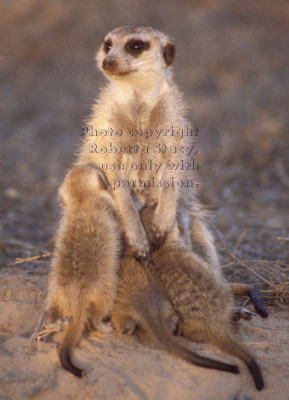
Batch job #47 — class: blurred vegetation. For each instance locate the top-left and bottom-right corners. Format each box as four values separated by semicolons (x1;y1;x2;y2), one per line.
0;0;288;303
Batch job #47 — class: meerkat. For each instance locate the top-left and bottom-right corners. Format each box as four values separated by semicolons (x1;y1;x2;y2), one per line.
110;250;240;375
139;206;267;391
75;25;257;314
76;24;200;261
73;25;262;304
39;165;122;377
76;25;254;309
177;203;268;320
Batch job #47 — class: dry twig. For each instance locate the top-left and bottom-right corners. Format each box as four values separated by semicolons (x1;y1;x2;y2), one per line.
214;227;274;287
4;253;51;267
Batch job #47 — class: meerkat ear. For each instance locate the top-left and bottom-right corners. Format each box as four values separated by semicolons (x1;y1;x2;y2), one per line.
58;188;67;207
163;42;175;66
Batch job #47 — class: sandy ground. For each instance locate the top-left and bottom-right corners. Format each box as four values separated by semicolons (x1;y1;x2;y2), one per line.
1;0;289;399
0;264;289;400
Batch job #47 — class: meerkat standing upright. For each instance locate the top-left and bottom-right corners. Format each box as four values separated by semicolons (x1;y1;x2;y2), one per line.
41;165;122;377
76;25;200;260
77;25;266;316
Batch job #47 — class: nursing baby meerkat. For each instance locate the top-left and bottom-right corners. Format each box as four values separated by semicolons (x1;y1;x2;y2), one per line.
110;250;239;375
140;207;267;391
178;204;268;320
41;165;122;377
76;25;200;261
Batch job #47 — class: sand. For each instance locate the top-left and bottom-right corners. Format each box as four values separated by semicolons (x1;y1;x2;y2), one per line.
0;264;288;400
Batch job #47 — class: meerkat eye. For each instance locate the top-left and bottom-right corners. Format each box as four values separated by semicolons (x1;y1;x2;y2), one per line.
125;39;150;56
131;41;145;50
104;40;112;54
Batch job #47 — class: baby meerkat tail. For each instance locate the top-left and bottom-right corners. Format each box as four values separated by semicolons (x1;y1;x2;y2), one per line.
213;334;264;391
138;299;239;374
59;302;87;377
230;283;269;319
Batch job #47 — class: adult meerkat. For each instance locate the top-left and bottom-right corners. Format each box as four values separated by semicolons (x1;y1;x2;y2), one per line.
110;250;240;375
74;25;256;293
140;207;267;391
41;165;122;377
76;25;245;306
76;25;200;260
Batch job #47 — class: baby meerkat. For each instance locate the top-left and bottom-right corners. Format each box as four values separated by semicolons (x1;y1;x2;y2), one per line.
140;207;267;391
178;204;268;320
110;250;239;375
76;25;199;260
41;165;122;377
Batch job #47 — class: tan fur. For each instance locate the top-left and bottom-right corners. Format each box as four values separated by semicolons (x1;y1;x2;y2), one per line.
140;207;265;391
110;250;240;374
177;204;268;319
44;165;122;377
76;25;199;260
111;252;178;335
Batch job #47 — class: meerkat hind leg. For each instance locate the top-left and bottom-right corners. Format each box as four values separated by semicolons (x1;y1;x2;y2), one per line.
32;304;67;342
31;312;50;342
232;307;256;322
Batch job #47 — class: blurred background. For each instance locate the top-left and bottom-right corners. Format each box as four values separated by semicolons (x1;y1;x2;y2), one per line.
1;0;288;302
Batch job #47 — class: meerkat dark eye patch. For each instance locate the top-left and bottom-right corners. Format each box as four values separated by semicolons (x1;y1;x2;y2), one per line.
103;39;112;54
124;39;150;56
163;42;175;66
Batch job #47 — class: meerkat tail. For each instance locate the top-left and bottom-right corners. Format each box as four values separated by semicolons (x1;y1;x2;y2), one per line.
139;303;239;374
59;304;87;377
247;287;268;319
230;283;269;318
213;335;264;391
246;357;265;391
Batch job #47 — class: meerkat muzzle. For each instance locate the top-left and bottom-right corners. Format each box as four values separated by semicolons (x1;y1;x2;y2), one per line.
102;57;118;73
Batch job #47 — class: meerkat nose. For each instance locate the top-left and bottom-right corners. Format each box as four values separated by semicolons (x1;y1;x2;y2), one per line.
102;57;118;72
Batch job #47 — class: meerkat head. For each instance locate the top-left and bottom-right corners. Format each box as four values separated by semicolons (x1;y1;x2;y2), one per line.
96;25;175;85
59;165;110;209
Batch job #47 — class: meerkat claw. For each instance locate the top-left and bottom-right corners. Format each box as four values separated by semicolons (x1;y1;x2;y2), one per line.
151;231;168;251
134;252;150;267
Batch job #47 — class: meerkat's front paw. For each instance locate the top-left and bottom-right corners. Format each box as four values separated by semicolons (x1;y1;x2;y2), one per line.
133;250;150;267
150;223;169;251
150;211;172;250
129;235;150;264
151;229;168;251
